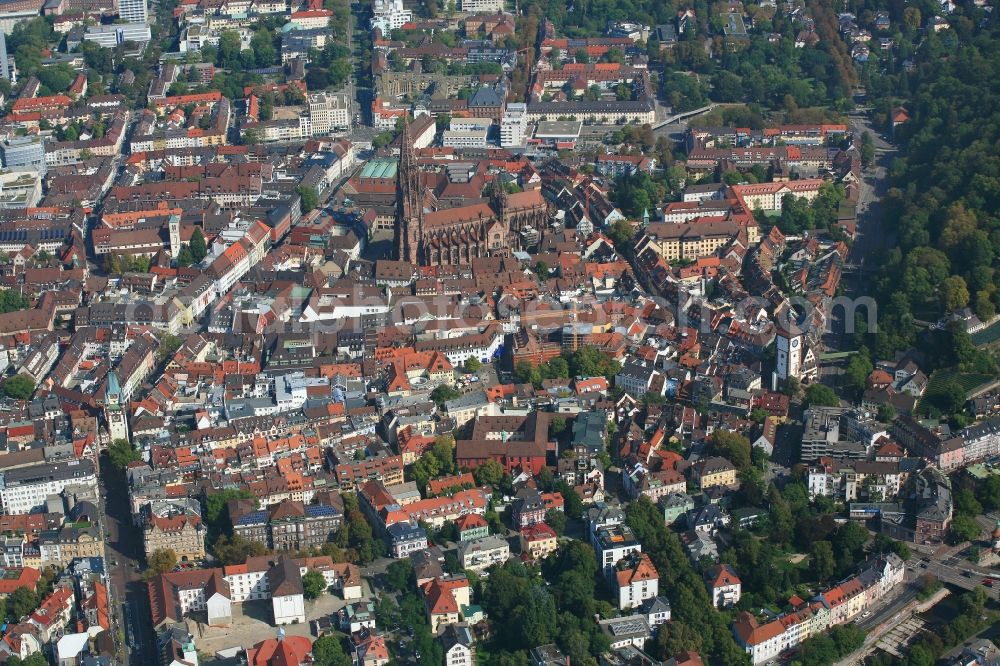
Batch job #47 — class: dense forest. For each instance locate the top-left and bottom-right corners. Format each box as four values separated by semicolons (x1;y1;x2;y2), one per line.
867;21;1000;374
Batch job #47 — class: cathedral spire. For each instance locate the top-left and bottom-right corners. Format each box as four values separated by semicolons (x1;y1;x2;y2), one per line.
396;115;422;263
491;178;508;218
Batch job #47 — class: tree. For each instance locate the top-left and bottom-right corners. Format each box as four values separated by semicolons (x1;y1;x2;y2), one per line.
976;475;1000;512
202;488;257;544
843;351;874;400
608;219;634;252
146;548;177;576
873;533;911;561
859;131;875;168
951;514;981;542
302;570;327;599
189;227;207;262
1;375;34;400
250;28;277;68
545;508;566;536
624;498;749;664
212;534;268;565
940;275;970;312
7;586;38;620
385;559;413;592
877;404;896;423
473;459;504;487
107;438;142;471
297;185;319;214
804;383;839;407
651;620;703;659
431;384;461;406
437;520;459;544
556;481;584;520
708;430;752;471
217;30;242;68
0;290;29;313
313;634;352;666
810;541;836;582
176;246;194;267
243;128;261;145
464;357;481;373
954;489;983;518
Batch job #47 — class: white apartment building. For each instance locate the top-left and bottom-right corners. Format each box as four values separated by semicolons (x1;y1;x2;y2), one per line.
449;118;492;133
458;536;510;574
460;0;504;10
371;0;411;33
615;552;658;610
119;0;148;25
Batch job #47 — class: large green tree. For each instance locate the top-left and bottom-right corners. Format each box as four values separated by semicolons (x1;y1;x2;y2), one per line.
2;375;34;400
302;570;327;599
108;438;142;471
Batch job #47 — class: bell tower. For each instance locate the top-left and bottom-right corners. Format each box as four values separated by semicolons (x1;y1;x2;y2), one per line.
168;214;181;259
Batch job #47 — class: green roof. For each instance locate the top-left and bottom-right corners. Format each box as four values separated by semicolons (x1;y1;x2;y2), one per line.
360;159;398;180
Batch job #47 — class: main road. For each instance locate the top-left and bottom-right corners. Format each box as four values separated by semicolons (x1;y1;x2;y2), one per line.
846;112;896;268
99;454;156;665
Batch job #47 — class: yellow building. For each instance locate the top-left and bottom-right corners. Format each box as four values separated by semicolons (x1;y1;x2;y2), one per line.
692;456;737;489
519;523;558;560
635;220;759;262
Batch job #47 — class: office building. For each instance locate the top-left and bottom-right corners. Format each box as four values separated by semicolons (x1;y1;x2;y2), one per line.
0;460;98;514
308;91;350;136
83;23;152;47
1;137;45;176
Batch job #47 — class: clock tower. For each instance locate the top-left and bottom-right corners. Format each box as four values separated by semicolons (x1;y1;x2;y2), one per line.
776;324;802;381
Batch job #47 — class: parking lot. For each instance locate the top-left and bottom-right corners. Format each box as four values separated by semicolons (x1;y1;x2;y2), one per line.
456;362;498;393
193;590;363;660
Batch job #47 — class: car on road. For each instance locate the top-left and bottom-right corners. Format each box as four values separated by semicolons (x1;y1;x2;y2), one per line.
862;611;872;618
984;578;994;587
963;570;973;577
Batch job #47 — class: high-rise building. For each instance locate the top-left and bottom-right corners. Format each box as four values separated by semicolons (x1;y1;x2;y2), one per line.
501;102;528;148
0;32;14;83
118;0;148;24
